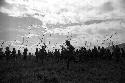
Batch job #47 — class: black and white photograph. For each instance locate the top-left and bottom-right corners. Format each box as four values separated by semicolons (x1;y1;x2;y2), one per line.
0;0;125;83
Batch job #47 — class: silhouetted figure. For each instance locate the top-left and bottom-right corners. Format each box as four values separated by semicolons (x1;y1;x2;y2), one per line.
5;47;11;61
65;40;75;69
92;46;98;59
39;43;47;62
29;52;32;60
47;50;53;61
121;48;125;59
60;45;67;61
114;45;121;62
107;49;112;60
11;48;16;60
18;50;21;59
39;48;44;63
54;49;60;63
78;47;85;62
97;46;101;59
100;47;105;60
35;48;39;62
23;48;28;60
0;48;4;60
38;45;47;63
87;49;92;60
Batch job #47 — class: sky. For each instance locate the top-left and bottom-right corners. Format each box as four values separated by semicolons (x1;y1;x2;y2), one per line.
0;0;125;53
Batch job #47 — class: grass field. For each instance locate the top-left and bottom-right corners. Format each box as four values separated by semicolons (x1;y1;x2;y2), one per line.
0;57;125;83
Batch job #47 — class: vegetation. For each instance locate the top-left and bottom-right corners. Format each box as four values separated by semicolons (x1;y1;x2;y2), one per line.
0;40;125;83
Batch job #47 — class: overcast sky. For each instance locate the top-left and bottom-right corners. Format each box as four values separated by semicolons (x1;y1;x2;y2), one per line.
0;0;125;52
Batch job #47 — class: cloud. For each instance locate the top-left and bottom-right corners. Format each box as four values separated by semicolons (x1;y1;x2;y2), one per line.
1;0;124;24
1;0;125;49
0;0;4;6
85;18;125;25
1;0;125;24
0;0;9;8
0;0;119;24
103;0;125;13
118;0;125;9
99;2;114;13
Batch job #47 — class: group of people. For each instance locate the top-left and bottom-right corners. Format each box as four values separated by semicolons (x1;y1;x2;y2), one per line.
0;40;125;66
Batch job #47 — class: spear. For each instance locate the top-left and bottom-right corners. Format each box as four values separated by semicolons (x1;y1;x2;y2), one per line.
38;36;43;43
21;37;24;45
49;41;50;44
